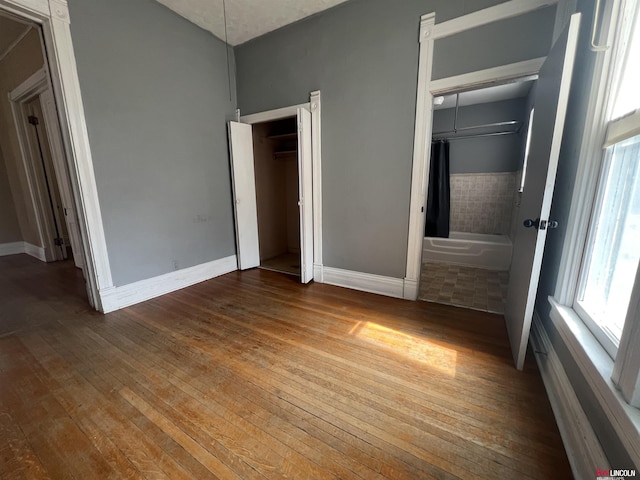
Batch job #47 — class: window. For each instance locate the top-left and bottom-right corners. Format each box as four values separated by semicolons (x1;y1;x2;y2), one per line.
576;133;640;356
574;1;640;359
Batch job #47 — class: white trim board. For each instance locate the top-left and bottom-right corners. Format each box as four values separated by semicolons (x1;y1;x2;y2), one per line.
310;90;323;277
321;266;405;299
24;241;46;261
432;0;559;40
0;241;46;260
240;103;309;124
403;12;435;300
0;241;26;256
99;255;238;313
548;297;640;465
530;312;609;479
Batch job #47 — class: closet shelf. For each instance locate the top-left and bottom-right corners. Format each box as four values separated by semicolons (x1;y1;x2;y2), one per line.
274;150;297;158
267;132;298;140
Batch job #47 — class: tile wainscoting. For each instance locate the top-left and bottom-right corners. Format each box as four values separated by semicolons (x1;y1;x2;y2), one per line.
450;172;516;235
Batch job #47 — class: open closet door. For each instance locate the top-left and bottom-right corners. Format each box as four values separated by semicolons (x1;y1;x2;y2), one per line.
228;121;260;270
297;107;314;284
504;14;580;370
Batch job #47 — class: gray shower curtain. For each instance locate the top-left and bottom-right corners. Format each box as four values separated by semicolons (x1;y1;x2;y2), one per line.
425;140;450;238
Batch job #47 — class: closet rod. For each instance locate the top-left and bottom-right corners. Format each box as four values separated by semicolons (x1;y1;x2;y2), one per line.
432;120;521;137
433;130;519;141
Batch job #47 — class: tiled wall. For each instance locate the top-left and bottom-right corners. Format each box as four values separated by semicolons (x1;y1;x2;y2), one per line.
450;173;516;235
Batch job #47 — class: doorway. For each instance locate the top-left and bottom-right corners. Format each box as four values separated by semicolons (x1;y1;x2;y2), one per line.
407;10;580;369
228;96;322;285
9;72;85;268
252;117;302;277
0;0;116;312
419;78;536;314
0;11;85;296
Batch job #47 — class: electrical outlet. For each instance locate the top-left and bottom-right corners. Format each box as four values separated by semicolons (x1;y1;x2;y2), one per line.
194;214;213;223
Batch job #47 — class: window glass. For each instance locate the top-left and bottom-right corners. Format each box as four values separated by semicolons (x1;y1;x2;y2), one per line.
611;8;640;120
577;134;640;351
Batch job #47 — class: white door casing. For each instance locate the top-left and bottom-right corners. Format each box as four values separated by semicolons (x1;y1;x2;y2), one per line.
297;107;313;284
228;121;260;270
505;14;580;370
10;67;86;266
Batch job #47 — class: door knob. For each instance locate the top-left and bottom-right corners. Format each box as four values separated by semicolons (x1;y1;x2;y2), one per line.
523;218;559;230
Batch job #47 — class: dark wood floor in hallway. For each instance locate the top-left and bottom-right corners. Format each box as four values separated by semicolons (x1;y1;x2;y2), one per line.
0;254;572;479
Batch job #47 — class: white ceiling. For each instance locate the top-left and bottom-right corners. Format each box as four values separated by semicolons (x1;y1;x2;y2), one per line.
155;0;351;46
434;80;535;110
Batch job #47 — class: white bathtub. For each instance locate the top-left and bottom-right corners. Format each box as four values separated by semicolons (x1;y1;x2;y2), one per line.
422;232;512;271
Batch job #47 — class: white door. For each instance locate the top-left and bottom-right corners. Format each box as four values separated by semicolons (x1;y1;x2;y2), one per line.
297;108;314;284
504;14;581;370
40;89;84;269
228;121;260;270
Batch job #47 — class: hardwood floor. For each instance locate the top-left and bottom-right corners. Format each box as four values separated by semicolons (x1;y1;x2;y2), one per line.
0;254;572;479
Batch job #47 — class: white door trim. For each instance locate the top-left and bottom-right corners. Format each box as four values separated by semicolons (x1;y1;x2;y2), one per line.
238;93;323;277
404;3;551;300
309;91;323;280
403;12;435;301
9;66;63;262
240;103;310;124
0;0;112;310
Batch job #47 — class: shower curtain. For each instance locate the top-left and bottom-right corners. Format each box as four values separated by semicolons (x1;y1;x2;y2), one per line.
425;139;450;238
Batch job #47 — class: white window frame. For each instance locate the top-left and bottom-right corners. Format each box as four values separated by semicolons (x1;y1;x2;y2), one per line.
549;0;640;465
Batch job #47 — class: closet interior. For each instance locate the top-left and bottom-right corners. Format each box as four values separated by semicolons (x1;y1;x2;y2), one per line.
420;78;536;313
251;117;301;277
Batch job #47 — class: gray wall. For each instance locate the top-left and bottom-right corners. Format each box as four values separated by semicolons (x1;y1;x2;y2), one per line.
432;7;556;79
433;98;528;174
235;0;556;278
0;147;21;243
536;0;634;467
69;0;237;286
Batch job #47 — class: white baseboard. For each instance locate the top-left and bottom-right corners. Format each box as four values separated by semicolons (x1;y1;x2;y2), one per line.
530;312;609;479
313;263;324;283
320;266;404;299
99;255;238;313
25;242;46;261
403;278;418;300
0;241;26;257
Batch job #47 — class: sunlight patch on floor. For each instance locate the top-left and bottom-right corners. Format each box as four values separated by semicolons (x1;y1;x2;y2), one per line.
350;321;458;377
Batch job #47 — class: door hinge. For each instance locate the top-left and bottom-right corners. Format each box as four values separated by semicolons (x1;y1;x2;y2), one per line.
28;115;39;126
54;237;64;246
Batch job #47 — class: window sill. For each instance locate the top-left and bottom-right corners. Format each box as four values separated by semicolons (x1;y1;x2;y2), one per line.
548;296;640;464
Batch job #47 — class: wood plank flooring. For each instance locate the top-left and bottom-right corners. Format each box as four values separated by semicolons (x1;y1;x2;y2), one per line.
0;254;572;479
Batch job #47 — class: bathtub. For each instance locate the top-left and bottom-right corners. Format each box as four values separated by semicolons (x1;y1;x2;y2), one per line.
422;232;512;271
